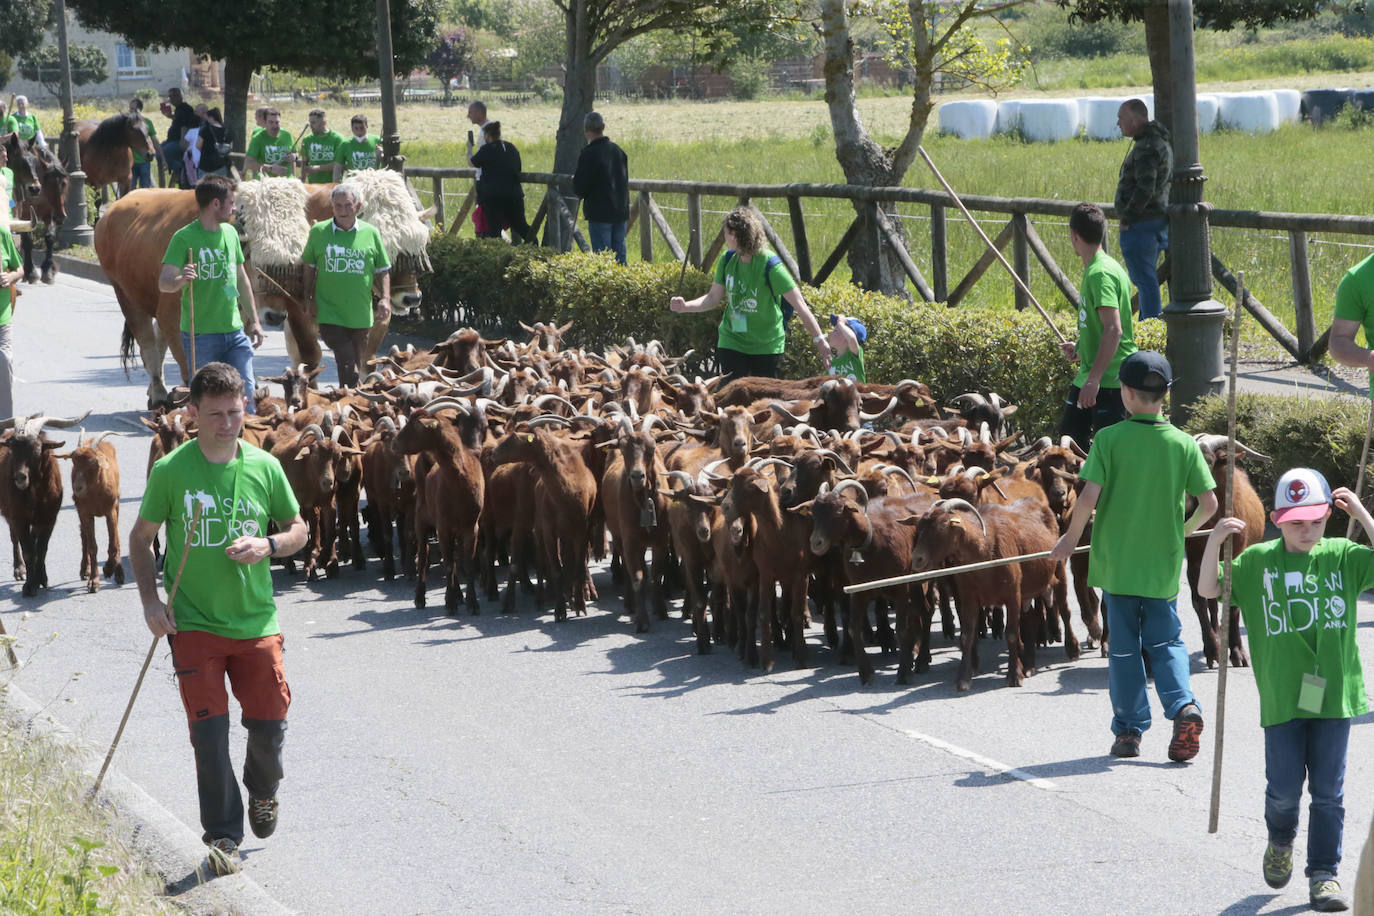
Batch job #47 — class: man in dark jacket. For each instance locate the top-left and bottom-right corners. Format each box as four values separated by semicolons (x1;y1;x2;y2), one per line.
573;112;629;265
1114;98;1172;321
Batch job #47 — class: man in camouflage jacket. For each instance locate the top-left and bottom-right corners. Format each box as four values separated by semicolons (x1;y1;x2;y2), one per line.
1114;98;1172;321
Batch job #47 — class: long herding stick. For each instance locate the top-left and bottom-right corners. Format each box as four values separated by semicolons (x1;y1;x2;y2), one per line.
1347;400;1374;540
253;265;307;311
917;146;1067;345
92;502;201;798
185;248;197;377
0;614;19;668
1208;271;1245;834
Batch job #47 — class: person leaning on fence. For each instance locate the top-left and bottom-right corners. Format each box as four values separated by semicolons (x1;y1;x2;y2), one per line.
668;205;831;382
1051;350;1215;763
334;114;382;180
467;121;531;244
1114;97;1171;321
1199;468;1374;913
573;111;629;265
299;183;390;388
128;97;164;189
157;175;264;412
1058;201;1137;454
128;361;308;877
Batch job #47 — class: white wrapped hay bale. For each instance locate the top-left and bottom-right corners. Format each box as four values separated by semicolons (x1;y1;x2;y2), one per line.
1015;99;1080;142
1080;97;1125;140
1196;93;1219;134
937;100;999;139
1216;91;1280;133
1272;89;1301;124
994;99;1023;134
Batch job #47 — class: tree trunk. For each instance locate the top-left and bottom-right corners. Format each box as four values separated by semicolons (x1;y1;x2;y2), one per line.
546;0;596;249
222;58;253;155
1144;1;1172;135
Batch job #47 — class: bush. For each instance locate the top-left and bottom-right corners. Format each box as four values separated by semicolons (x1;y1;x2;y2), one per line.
419;236;1169;438
729;56;771;101
1184;392;1371;513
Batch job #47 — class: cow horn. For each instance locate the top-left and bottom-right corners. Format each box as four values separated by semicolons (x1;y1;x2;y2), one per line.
831;478;869;505
933;497;986;535
859;395;899;424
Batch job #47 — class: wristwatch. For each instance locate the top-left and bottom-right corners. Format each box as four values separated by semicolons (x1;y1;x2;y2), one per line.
266;535;278;557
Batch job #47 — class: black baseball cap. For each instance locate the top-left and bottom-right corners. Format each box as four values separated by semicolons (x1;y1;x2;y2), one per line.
1118;350;1172;392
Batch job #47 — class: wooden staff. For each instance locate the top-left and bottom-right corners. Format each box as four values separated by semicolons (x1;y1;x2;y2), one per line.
0;613;19;668
1347;402;1374;540
917;146;1067;345
91;502;201;798
843;529;1216;594
1208;271;1245;835
185;248;197;377
253;265;307;311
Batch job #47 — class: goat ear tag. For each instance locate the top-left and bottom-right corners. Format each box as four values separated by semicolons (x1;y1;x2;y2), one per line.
926;476;939;486
520;433;535;443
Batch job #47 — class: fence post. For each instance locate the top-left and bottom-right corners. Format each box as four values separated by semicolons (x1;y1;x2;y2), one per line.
431;176;446;232
638;191;654;263
687;193;702;267
1289;230;1316;358
931;204;947;302
1011;211;1031;310
787;195;813;284
545;186;564;252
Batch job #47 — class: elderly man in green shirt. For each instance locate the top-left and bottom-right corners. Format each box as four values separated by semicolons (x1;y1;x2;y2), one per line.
300;183;390;387
299;108;343;185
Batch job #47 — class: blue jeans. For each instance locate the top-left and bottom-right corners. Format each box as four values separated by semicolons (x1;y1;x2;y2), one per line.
1103;592;1195;735
162;139;185;184
180;330;256;414
130;161;153;189
587;221;627;265
1118;218;1168;320
1264;717;1351;877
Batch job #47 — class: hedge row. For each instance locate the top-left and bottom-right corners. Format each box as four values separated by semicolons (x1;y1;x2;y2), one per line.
415;236;1166;437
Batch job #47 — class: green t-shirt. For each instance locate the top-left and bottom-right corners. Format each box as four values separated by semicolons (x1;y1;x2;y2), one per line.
247;129;294;167
131;115;157;165
829;347;865;382
0;166;12;220
301;218;390;329
1333;252;1374;390
712;249;795;356
1228;537;1374;727
335;135;381;172
0;231;20;327
138;441;300;640
1075;250;1137;389
1079;414;1216;598
302;129;343;183
5;113;40;142
161;221;245;334
251;126;265;142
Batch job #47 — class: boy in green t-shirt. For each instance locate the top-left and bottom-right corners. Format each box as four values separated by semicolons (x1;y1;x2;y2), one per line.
129;362;307;877
1199;468;1374;912
826;314;866;383
1052;349;1217;762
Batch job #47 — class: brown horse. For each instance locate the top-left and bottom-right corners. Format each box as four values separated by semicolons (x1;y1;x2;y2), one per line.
74;113;156;199
5;133;68;284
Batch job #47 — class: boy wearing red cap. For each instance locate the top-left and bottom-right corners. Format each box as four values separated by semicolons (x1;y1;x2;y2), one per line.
1200;468;1374;912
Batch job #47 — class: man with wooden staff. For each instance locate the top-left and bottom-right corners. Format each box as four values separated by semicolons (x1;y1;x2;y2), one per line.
130;362;307;877
1327;253;1374;538
1199;470;1374;912
157;175;264;412
1051;350;1217;761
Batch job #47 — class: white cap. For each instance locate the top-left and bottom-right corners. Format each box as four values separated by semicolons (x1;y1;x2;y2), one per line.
1272;467;1332;524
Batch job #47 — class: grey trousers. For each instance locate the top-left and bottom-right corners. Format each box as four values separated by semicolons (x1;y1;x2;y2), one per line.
0;322;14;421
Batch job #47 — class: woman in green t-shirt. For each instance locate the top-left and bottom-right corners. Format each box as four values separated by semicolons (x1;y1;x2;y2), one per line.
668;206;831;382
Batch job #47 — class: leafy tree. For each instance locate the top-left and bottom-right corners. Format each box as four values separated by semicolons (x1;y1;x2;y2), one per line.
447;0;514;37
66;0;440;153
0;0;55;58
18;43;108;96
428;27;476;103
818;0;1031;296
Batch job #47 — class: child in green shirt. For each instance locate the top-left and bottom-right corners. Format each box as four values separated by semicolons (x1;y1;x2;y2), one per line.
1199;467;1374;912
826;314;866;382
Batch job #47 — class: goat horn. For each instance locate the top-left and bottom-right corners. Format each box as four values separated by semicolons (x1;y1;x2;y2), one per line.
532;394;578;414
295;424;325;447
949;393;989;409
831;478;869;505
812;448;855;477
375;416;397;434
527;415;571;429
331;426;345;444
859;395;899;424
752;457;793;477
877;464;918;491
665;470;695;491
768;401;809;425
422;397;472;414
933;497;986;535
979;422;992;444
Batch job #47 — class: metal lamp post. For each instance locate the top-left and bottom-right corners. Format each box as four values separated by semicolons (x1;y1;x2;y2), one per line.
54;0;93;246
1162;0;1224;424
375;0;403;172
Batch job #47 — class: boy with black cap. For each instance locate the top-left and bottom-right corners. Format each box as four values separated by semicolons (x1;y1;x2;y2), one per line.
1052;349;1218;761
1200;469;1374;912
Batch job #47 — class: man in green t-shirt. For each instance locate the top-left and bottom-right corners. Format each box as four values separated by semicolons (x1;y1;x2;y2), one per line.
244;108;295;178
1057;202;1138;453
5;96;46;148
0;227;23;421
1327;252;1374;390
250;106;270;144
299;108;343;185
332;113;381;181
299;183;390;387
157;175;264;411
0;142;13;224
129;362;307;877
1200;468;1374;912
1052;349;1217;762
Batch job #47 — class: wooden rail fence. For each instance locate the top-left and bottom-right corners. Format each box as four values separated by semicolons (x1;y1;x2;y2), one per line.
407;166;1374;365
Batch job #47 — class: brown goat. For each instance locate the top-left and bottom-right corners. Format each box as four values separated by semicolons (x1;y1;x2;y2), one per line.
269;423;362;581
0;412;89;596
601;417;671;632
57;432;123;593
361;416;416;580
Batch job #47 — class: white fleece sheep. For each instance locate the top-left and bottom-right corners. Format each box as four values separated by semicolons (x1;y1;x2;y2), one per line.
235;177;310;268
342;168;431;263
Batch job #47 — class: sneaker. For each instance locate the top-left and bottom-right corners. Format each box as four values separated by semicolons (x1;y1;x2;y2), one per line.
206;837;241;877
1310;873;1349;912
1262;842;1292;889
248;795;279;839
1168;703;1205;762
1110;730;1141;758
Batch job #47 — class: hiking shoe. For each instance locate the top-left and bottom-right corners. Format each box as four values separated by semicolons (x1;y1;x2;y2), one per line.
1262;842;1292;889
1310;873;1349;912
248;795;279;839
1168;703;1205;762
1110;730;1141;758
206;837;241;877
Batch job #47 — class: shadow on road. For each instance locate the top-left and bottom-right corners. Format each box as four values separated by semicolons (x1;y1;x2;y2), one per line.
1217;895;1311;916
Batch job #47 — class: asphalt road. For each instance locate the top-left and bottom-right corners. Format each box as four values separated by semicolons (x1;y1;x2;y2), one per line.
2;273;1373;916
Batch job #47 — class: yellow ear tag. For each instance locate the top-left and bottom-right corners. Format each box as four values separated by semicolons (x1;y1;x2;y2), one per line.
521;433;535;443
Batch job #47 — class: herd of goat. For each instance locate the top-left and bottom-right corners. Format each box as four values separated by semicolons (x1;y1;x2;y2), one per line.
0;322;1265;690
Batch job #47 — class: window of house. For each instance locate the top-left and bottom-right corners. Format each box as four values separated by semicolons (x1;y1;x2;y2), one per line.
115;44;151;78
